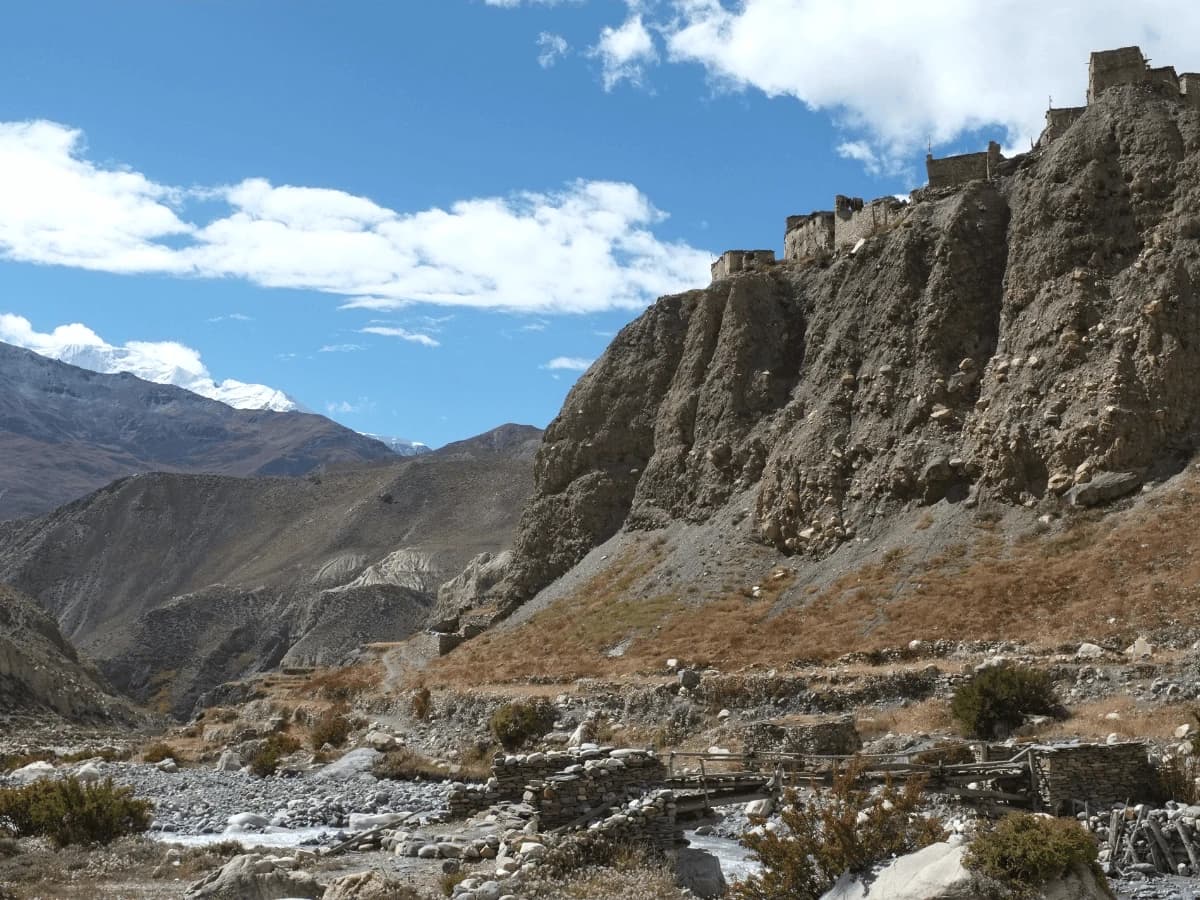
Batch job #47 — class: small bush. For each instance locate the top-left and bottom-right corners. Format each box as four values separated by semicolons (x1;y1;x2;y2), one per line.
439;870;467;896
247;734;301;777
411;686;433;721
965;813;1098;893
309;707;352;750
950;666;1058;739
302;666;376;702
489;698;555;751
0;777;151;847
141;742;176;764
733;763;945;900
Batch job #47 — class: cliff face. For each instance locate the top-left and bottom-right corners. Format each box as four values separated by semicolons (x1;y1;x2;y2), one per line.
497;83;1200;607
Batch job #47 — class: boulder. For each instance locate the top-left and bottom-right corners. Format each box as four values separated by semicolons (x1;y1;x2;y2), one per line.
1066;472;1141;507
347;812;405;831
322;870;410;900
1124;636;1153;659
678;669;702;690
184;853;323;899
820;841;977;899
315;748;380;780
215;750;242;772
226;812;271;831
9;761;54;784
675;847;727;899
361;731;397;752
1075;643;1104;659
75;762;103;782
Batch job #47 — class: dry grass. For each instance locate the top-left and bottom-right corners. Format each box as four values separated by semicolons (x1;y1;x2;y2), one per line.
292;663;381;702
1037;696;1198;742
856;700;956;740
429;475;1200;685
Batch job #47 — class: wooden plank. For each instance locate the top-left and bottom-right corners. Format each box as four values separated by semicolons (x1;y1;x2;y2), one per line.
1175;820;1200;875
1148;818;1177;872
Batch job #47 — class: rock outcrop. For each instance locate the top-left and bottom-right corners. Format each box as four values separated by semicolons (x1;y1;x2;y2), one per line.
0;583;140;724
480;82;1200;614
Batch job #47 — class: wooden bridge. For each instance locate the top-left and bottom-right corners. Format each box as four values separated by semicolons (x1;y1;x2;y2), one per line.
663;746;1043;816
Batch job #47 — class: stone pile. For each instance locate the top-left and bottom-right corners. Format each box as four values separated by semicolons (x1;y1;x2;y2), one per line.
388;828;502;861
740;716;863;757
1033;742;1158;813
1090;803;1200;877
447;746;664;820
523;749;666;829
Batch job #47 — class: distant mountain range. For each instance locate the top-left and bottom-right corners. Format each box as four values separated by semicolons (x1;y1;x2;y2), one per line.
0;424;541;717
0;340;399;519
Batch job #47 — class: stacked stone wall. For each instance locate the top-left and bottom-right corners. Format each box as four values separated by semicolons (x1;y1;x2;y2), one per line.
524;749;667;829
711;249;775;282
1042;107;1087;145
1182;74;1200;111
834;196;906;248
1034;742;1158;812
447;747;665;819
541;789;679;868
740;717;863;756
1089;47;1148;102
784;212;834;261
926;142;1003;189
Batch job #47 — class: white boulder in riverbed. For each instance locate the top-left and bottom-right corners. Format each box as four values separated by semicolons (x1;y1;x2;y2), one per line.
226;812;271;831
184;852;322;899
9;761;54;784
315;748;380;780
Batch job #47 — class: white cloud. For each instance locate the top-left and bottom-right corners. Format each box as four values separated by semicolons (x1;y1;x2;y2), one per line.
359;326;441;348
538;32;570;68
543;355;594;371
326;397;374;415
0;120;712;314
318;343;364;353
0;313;299;411
208;312;253;323
660;0;1200;161
590;14;658;90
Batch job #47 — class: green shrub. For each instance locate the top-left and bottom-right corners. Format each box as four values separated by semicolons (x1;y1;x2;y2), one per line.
733;763;946;900
489;698;555;751
141;742;176;764
247;734;301;777
950;666;1058;739
309;707;352;750
965;813;1098;893
0;777;151;847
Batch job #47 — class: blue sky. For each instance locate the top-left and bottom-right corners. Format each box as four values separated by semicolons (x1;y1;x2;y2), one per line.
0;1;1195;446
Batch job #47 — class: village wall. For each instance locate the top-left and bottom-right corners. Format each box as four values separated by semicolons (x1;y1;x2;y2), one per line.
784;212;834;261
834;195;905;247
1182;74;1200;110
1033;742;1158;812
1089;46;1149;102
711;249;775;282
926;141;1003;189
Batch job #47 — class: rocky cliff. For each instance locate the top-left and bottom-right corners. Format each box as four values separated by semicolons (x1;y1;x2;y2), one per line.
0;583;140;725
487;82;1200;613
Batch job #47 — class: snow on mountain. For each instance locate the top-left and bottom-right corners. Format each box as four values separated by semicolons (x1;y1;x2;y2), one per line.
0;314;302;412
362;435;432;456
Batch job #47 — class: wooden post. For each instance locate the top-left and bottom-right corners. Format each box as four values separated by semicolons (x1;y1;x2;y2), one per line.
1148;818;1178;872
1177;820;1200;875
1108;808;1123;863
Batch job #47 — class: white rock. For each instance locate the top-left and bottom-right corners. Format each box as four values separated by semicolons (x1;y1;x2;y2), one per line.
1125;636;1153;659
155;758;179;773
9;761;54;784
348;812;405;831
717;709;731;721
362;730;398;751
819;841;975;900
75;762;103;782
1075;642;1104;659
745;798;774;818
518;842;547;861
1106;733;1126;745
1176;724;1193;740
226;812;271;830
215;749;241;772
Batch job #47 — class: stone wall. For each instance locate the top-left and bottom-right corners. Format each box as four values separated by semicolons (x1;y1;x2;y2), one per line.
1088;46;1148;102
1041;107;1087;145
925;142;1003;189
446;747;665;819
711;249;775;282
784;212;835;261
740;716;863;757
524;749;667;829
1149;65;1180;91
1033;742;1158;813
541;789;679;865
834;195;906;248
1182;74;1200;111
